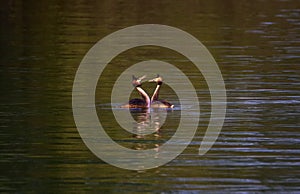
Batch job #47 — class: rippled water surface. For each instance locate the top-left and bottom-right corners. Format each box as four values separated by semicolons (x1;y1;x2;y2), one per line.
1;0;300;193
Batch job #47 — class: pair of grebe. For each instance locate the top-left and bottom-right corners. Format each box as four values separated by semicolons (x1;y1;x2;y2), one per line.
124;75;174;109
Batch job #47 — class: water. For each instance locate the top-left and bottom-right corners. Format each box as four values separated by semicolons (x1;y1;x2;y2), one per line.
1;0;300;192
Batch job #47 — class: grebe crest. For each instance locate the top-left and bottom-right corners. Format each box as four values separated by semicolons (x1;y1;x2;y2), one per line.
132;75;146;87
148;74;163;85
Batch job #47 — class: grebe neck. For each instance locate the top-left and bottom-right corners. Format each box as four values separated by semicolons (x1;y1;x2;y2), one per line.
136;87;150;108
151;83;161;102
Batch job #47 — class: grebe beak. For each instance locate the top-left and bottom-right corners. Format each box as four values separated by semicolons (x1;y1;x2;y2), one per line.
148;74;161;82
137;75;146;82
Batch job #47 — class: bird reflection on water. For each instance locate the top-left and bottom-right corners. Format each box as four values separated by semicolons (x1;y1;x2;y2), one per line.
130;107;170;136
128;107;173;151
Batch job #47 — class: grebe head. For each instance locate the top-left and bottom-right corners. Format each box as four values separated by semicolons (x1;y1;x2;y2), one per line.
132;75;146;87
148;74;163;84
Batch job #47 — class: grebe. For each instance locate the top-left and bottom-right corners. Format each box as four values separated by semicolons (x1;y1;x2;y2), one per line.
148;75;174;108
121;75;151;108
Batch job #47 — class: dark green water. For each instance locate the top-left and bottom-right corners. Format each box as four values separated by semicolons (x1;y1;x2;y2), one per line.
1;0;300;192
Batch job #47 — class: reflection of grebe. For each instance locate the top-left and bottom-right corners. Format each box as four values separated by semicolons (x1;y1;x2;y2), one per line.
121;75;150;108
149;75;174;108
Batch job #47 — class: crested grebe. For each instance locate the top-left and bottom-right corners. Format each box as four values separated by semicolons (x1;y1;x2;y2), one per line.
121;75;150;108
148;75;174;108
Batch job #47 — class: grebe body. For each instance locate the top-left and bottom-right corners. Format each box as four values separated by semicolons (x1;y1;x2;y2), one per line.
149;75;174;108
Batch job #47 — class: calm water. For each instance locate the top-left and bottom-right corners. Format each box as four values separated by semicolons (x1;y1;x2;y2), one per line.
1;0;300;193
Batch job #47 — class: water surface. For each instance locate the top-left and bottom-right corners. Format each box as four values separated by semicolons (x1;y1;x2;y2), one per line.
1;0;300;192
